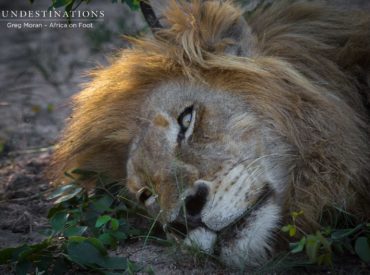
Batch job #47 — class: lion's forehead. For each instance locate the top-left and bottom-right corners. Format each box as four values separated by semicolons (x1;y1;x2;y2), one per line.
141;81;248;116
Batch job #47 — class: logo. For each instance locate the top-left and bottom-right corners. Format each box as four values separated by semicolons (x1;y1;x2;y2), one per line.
1;9;105;29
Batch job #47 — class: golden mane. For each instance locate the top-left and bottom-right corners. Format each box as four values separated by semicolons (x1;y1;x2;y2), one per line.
51;0;370;229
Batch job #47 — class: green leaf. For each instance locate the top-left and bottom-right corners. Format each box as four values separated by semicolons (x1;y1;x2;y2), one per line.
64;226;88;237
0;247;15;264
331;224;363;240
110;231;127;240
64;1;74;23
86;238;107;255
124;0;140;11
281;224;292;232
281;223;297;237
68;236;87;243
18;240;50;261
290;237;306;254
103;256;128;270
47;184;77;200
17;247;33;262
93;195;113;212
355;237;370;263
305;235;321;263
54;187;83;204
291;210;304;219
65;218;79;228
99;233;115;246
316;231;331;251
47;204;64;219
51;0;73;9
11;245;31;262
67;240;105;267
50;211;69;232
67;240;127;269
111;218;119;231
289;226;297;237
96;215;112;228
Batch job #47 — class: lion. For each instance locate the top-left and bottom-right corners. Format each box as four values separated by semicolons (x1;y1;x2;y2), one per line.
51;0;370;267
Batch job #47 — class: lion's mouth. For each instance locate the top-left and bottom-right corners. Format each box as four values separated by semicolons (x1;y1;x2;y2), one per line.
166;184;274;246
166;214;206;239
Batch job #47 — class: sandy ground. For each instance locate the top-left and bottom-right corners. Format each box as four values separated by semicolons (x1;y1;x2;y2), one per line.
0;0;369;274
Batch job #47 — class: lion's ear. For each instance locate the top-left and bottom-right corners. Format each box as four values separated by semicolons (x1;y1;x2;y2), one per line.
197;0;257;57
153;0;256;57
219;15;256;57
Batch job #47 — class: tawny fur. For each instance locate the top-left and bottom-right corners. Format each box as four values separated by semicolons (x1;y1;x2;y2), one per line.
51;0;370;234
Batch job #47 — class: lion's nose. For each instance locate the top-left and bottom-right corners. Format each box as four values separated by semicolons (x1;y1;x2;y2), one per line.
185;183;209;217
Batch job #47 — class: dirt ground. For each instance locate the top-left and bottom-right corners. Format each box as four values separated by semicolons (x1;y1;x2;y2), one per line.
0;0;369;274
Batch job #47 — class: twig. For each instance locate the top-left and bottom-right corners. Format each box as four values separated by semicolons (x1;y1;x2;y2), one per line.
139;1;162;32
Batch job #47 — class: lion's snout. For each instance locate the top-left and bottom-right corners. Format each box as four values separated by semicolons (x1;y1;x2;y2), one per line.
164;182;210;236
184;182;209;218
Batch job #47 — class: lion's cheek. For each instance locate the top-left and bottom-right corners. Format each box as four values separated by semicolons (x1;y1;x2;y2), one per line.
199;164;265;231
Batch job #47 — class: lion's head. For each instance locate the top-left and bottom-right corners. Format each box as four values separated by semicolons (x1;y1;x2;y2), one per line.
125;80;287;265
52;0;370;267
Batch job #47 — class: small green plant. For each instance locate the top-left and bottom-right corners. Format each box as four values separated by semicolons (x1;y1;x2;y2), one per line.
282;210;304;237
282;210;370;266
0;168;152;274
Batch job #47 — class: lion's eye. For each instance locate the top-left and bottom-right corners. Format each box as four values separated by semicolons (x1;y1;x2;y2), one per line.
181;113;192;129
177;105;195;142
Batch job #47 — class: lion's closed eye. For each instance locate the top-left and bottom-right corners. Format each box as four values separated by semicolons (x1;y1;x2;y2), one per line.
177;105;196;142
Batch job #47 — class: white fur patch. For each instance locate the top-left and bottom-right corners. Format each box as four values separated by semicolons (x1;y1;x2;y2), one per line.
184;227;217;254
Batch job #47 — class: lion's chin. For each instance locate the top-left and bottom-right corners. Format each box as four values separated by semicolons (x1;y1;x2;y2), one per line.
184;227;217;253
182;200;281;267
